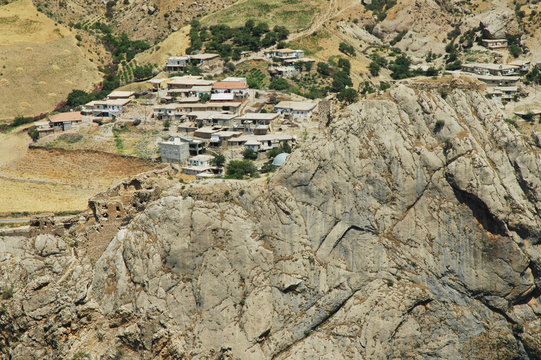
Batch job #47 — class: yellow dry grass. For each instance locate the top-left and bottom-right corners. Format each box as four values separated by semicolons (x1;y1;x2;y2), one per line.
0;0;101;122
135;25;191;67
0;147;160;215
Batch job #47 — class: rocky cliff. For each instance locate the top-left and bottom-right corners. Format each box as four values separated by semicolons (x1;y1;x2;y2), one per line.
1;77;541;359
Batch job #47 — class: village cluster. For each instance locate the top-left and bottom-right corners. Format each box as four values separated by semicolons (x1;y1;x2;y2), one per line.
33;48;321;179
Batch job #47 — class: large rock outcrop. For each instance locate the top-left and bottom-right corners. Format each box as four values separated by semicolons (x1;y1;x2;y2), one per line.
1;77;541;359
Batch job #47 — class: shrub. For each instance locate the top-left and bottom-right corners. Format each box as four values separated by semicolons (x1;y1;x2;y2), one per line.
226;160;257;179
434;119;445;132
337;87;358;103
317;62;331;76
269;78;290;90
243;148;258;160
338;42;355;56
211;153;226;167
369;61;380;76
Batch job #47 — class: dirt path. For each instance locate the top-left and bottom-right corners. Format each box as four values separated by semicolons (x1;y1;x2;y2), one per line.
0;130;31;169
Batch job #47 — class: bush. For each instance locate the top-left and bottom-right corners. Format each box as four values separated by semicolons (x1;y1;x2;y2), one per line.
434;119;445;132
317;62;331;76
331;71;353;92
509;44;521;58
243;148;258;160
269;78;290;90
390;55;411;79
337;87;358;103
369;61;380;76
338;42;355;56
226;160;257;179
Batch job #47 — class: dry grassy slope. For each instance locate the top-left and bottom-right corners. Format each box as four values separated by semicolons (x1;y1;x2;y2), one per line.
0;147;159;215
0;0;101;122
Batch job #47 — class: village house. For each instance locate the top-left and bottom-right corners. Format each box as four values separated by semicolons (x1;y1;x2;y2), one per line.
227;134;294;151
107;91;135;100
210;93;237;102
189;54;221;70
48;112;83;131
147;78;169;92
178;136;206;155
268;66;299;78
186;112;237;128
461;63;520;76
34;120;54;135
212;81;248;98
159;136;190;163
84;99;131;118
274;101;317;120
175;102;242;114
487;86;518;102
182;154;220;177
194;127;222;140
481;39;508;49
264;49;305;60
164;56;190;72
178;122;198;133
235;113;280;133
476;75;520;87
209;130;242;147
167;76;214;90
153;104;184;121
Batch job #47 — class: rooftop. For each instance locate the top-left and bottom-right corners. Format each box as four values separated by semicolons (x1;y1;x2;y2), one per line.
238;113;280;120
212;81;248;90
275;101;317;111
107;91;135;98
49;111;82;123
190;53;220;60
92;99;132;106
190;154;214;161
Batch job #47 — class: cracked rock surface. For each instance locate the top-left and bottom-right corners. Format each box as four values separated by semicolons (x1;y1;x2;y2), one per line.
1;78;541;359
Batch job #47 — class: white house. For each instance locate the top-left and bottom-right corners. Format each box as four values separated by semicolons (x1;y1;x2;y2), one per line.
264;49;305;60
188;154;214;167
86;99;131;118
165;56;190;72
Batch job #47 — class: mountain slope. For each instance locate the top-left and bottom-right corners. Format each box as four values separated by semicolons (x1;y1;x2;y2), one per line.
1;77;540;359
0;0;100;121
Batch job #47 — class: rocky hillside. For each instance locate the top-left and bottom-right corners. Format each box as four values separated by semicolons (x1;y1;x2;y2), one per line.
1;77;541;359
32;0;237;44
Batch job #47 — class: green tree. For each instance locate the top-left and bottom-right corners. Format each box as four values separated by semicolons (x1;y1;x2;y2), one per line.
390;55;411;79
270;78;290;90
369;61;380;76
331;71;353;92
211;153;226;167
317;62;331;76
337;87;358;103
243;148;258;160
226;160;257;179
339;42;355;56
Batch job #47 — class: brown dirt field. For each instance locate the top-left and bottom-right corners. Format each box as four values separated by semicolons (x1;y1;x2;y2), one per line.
0;147;161;215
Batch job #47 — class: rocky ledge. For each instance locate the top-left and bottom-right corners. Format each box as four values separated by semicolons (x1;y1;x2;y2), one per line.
1;77;540;359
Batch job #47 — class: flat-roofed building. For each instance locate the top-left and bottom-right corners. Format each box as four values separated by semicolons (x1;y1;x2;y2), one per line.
236;113;280;133
164;56;190;72
274;101;317;120
481;39;508;49
49;111;83;131
107;91;135;100
159;136;190;163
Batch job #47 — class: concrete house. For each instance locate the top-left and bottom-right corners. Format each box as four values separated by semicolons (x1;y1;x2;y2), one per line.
481;39;508;49
274;101;317;120
476;75;520;87
236;113;280;133
189;54;221;70
188;154;214;167
86;99;131;118
153;104;183;121
264;49;305;60
164;56;190;72
461;63;520;76
159;137;190;163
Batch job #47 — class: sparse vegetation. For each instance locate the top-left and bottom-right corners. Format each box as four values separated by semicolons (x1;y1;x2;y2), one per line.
226;160;258;179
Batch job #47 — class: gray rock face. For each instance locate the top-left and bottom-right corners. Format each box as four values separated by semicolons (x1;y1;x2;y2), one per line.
1;78;541;359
